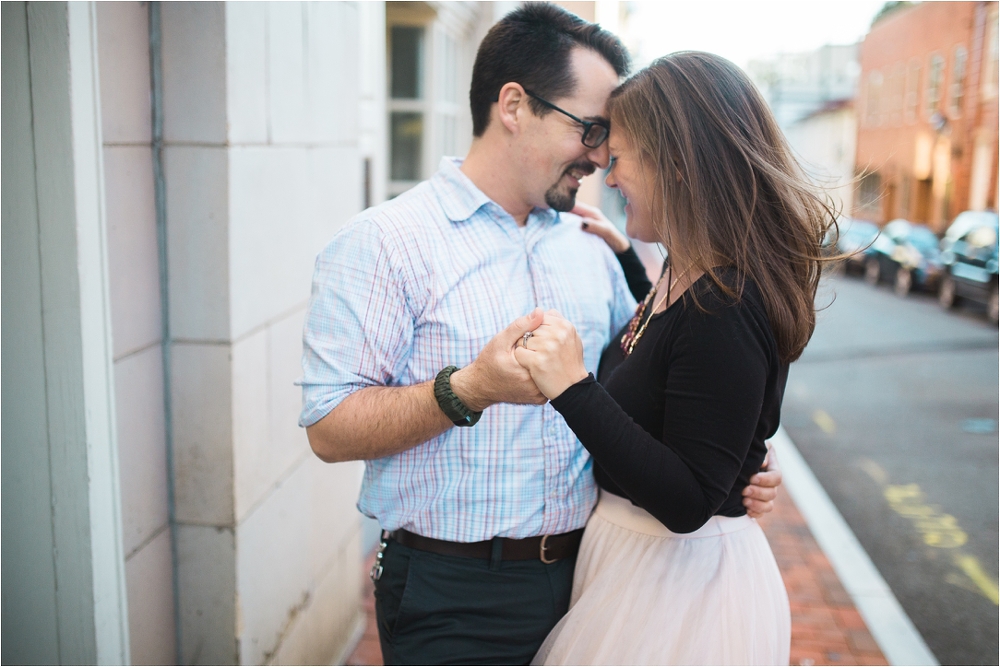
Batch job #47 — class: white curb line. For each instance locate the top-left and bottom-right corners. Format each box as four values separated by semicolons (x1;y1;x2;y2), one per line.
770;426;939;666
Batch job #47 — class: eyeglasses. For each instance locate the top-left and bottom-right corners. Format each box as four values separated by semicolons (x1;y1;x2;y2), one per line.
524;89;610;149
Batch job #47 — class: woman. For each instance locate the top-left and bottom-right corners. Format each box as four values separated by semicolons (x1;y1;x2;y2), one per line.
515;52;834;665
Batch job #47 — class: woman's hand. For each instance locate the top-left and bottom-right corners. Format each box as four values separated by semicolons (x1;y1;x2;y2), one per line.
512;311;589;400
743;442;782;518
572;202;630;254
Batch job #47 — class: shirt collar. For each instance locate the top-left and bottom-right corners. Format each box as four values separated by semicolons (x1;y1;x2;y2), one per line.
430;157;562;228
431;157;494;223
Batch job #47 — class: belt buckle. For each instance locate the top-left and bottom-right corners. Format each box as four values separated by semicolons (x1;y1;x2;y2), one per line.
539;534;558;564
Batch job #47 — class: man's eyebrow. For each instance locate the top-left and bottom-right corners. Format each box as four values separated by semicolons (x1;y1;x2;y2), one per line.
583;114;610;124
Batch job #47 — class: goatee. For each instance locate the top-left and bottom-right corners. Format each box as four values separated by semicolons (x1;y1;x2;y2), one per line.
545;185;578;212
545;161;595;211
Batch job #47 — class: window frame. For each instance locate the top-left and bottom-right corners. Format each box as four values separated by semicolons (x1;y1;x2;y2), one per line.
926;53;945;120
949;45;967;118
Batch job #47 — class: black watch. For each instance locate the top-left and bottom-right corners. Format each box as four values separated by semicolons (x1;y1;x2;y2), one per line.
434;366;483;427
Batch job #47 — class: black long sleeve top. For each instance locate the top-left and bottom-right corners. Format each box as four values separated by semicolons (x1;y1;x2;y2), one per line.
614;245;654;302
553;263;788;534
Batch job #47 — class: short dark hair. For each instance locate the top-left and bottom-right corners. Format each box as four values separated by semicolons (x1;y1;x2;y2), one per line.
469;3;630;136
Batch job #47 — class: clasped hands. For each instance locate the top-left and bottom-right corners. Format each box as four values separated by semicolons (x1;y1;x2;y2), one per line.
452;307;782;518
513;308;590;400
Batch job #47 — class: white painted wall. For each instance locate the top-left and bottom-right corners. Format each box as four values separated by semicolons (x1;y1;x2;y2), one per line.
95;4;177;664
158;2;380;663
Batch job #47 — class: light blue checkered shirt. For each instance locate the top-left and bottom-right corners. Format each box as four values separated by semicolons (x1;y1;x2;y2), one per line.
300;158;637;541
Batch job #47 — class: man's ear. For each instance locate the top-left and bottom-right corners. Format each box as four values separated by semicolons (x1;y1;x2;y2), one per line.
496;82;527;135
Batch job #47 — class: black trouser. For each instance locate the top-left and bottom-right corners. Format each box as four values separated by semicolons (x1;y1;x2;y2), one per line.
373;537;576;665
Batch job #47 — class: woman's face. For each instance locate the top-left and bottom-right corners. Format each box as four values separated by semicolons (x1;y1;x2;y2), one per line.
604;128;659;244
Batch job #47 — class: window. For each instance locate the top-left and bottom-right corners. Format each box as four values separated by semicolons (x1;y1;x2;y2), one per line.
905;61;921;123
389;25;426;193
390;112;423;181
927;54;944;118
391;26;423;99
949;46;967;117
386;14;464;197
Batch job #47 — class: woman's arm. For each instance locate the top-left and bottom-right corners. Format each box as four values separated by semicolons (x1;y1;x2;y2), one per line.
572;203;654;301
519;302;772;533
614;246;654;302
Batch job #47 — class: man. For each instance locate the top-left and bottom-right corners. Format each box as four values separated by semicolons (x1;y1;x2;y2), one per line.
301;5;780;664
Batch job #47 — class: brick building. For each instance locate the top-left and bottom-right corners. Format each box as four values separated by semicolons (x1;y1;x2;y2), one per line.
854;1;999;232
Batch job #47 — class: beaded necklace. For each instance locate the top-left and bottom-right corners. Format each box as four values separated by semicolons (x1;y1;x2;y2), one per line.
620;267;688;357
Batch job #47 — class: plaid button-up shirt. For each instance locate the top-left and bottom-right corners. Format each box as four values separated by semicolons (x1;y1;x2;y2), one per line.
300;158;636;541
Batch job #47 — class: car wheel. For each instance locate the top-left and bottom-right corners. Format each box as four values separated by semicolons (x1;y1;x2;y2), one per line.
894;267;913;297
988;283;999;324
864;258;881;286
938;274;958;309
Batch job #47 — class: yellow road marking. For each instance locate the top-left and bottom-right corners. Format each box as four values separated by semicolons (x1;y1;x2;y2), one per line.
812;409;836;434
856;458;996;605
954;554;1000;605
858;458;888;484
884;484;968;548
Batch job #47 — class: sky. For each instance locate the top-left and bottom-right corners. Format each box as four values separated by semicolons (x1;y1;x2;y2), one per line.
628;0;888;68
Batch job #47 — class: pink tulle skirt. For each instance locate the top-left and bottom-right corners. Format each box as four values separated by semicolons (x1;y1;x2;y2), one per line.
534;490;790;665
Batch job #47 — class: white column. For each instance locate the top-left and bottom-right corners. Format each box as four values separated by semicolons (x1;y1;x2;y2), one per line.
1;2;130;663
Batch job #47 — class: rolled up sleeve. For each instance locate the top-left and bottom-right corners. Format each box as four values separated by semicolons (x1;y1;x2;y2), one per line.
299;219;414;427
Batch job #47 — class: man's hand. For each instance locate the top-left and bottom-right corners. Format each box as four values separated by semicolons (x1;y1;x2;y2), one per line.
450;308;548;411
743;441;782;518
573;202;630;254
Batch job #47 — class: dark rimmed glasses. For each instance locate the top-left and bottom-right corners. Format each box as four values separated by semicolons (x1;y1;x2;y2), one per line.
524;89;610;149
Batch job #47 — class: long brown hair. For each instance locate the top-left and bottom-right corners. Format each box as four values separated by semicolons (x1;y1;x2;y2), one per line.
608;52;836;363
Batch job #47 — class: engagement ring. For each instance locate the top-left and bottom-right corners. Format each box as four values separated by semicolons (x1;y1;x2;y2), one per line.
521;331;533;348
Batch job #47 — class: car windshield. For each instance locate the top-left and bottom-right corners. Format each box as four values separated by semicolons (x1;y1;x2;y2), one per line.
947;211;1000;241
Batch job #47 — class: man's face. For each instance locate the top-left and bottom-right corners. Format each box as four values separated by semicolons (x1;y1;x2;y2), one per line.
518;48;620;212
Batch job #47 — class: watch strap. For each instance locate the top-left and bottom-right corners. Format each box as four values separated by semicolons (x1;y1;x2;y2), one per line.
434;366;482;427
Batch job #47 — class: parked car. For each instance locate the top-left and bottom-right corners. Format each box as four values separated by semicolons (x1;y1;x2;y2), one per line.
941;210;999;253
829;217;880;274
939;213;999;323
863;219;944;296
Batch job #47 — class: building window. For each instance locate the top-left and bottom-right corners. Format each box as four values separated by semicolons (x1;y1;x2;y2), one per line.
386;14;464;197
949;46;967;118
390;112;423;181
389;25;426;193
926;54;944;118
905;61;921;123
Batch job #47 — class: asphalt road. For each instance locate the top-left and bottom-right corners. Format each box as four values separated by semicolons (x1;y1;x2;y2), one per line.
782;273;999;666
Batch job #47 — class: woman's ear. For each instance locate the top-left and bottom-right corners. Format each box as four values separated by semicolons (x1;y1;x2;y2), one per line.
496;82;527;135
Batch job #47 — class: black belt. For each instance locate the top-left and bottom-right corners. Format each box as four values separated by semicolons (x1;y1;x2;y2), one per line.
390;528;584;564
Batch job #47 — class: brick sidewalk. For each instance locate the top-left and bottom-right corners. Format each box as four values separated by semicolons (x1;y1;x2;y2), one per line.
348;492;887;666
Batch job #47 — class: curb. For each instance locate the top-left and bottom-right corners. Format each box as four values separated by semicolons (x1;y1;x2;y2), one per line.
771;426;939;666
